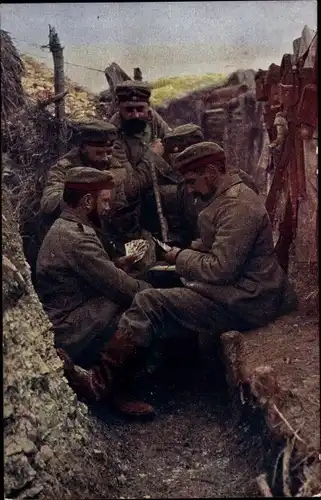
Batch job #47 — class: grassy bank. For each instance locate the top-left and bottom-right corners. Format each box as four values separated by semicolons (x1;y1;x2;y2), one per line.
21;54;227;117
151;73;227;106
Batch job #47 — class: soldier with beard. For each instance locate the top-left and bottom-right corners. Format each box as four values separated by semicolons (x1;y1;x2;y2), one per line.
40;120;126;218
36;167;154;417
107;81;173;263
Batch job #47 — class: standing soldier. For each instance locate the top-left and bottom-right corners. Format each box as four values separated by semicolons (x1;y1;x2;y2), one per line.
108;81;173;261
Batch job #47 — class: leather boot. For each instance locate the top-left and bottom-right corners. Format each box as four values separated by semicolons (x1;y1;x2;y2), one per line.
100;330;155;419
57;348;109;404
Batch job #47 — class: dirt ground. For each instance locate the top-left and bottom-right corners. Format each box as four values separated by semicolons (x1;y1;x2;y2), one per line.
90;375;262;499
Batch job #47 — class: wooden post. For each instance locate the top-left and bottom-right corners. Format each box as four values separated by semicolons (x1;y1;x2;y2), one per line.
104;62;131;117
48;25;67;157
134;67;143;81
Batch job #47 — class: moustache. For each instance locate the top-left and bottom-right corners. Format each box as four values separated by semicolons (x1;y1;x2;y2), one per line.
122;118;147;135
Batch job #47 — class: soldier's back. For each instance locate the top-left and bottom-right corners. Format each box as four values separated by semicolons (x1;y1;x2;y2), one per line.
36;214;99;324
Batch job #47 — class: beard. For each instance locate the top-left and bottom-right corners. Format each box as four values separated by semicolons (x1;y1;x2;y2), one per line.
121;118;147;136
79;151;111;171
88;210;102;228
193;190;215;203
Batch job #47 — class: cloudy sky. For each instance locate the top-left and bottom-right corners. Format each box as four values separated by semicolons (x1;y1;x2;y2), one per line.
1;2;317;92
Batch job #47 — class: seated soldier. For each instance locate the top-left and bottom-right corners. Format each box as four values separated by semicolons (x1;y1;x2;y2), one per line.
143;124;260;247
36;167;153;417
60;142;298;417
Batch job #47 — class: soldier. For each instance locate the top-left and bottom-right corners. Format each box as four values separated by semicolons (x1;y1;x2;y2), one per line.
156;124;260;246
62;142;298;417
40;119;126;219
108;80;173;259
36;167;153;417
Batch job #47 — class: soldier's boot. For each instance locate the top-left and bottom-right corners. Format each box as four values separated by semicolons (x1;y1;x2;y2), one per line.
100;329;155;419
57;348;108;404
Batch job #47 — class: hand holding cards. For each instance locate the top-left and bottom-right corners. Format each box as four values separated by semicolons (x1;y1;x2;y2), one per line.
151;236;182;265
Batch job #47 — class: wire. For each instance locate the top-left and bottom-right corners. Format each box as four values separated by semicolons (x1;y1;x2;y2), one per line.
14;37;106;74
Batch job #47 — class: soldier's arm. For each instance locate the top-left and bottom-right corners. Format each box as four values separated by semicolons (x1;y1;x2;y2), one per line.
40;159;69;214
71;233;151;307
152;109;172;139
176;198;262;284
112;139;153;199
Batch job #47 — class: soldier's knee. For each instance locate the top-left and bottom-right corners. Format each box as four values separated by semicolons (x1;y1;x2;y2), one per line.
134;288;165;311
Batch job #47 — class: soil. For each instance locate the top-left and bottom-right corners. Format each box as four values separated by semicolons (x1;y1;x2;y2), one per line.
89;375;262;499
241;311;319;451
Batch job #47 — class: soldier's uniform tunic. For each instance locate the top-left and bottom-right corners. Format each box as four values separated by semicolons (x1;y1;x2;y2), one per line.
36;168;151;366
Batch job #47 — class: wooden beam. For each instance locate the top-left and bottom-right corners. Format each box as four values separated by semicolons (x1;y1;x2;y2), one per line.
48;25;67;157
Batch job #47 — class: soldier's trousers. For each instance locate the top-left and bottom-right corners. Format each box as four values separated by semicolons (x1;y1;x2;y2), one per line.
117;287;243;353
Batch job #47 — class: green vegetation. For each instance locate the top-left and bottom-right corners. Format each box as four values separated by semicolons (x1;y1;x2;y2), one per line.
150;73;228;106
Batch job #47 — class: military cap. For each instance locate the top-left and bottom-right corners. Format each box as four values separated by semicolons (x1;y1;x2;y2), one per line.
71;119;118;145
65;167;115;192
115;80;152;103
175;141;226;174
164;124;204;152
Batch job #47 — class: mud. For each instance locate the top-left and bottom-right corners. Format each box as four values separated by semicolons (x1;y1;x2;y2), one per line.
87;366;262;499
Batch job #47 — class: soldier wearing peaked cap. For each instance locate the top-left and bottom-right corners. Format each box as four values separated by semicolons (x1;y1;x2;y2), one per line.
175;141;259;192
36;166;154;418
40;119;127;218
109;80;172;198
106;81;174;260
163;123;204;165
84;139;298;417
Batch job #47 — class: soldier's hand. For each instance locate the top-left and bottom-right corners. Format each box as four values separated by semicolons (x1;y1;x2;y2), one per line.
114;254;138;273
163;247;182;265
151;139;164;157
190;239;207;252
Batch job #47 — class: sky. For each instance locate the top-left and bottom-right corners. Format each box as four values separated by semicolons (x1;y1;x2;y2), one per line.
0;1;317;92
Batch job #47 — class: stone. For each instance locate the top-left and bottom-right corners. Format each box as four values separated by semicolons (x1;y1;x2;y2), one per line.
3;404;14;420
5;455;37;494
19;485;44;499
117;474;127;485
39;445;54;463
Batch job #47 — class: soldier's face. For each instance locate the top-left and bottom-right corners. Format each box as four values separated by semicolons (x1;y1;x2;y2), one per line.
82;143;114;170
96;189;113;216
84;190;112;226
184;165;216;199
119;101;149;122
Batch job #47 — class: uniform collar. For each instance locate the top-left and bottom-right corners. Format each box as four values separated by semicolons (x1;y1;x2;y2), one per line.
60;208;94;229
200;173;243;209
212;173;243;200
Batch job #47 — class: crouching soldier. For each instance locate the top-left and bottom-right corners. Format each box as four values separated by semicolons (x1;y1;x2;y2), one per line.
36;167;153;417
59;142;298;417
